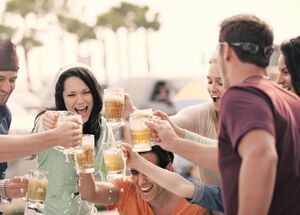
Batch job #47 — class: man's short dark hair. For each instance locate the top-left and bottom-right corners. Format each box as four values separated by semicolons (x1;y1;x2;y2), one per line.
219;14;274;68
140;145;174;169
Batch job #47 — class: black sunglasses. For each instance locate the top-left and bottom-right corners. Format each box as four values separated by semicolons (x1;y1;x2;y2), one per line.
220;42;274;58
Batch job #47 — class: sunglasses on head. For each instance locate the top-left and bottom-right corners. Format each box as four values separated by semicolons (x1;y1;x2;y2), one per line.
219;42;274;58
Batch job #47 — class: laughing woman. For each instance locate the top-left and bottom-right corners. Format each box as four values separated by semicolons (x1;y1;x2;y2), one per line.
33;64;113;215
277;36;300;95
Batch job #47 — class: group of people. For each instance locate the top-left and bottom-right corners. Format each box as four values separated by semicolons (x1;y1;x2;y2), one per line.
1;13;300;215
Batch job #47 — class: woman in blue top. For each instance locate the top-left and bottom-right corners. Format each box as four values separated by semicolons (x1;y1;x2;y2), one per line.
33;64;113;215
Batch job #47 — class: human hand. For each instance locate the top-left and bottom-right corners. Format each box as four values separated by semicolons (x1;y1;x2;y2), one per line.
54;121;82;148
121;143;142;169
124;93;137;120
153;110;185;138
5;176;29;199
145;119;179;151
42;111;59;130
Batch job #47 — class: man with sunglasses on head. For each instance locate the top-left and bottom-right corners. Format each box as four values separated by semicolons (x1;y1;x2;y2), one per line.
216;14;300;215
79;145;208;215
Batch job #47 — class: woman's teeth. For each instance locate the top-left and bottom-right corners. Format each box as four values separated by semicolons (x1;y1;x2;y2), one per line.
212;96;219;102
75;107;87;114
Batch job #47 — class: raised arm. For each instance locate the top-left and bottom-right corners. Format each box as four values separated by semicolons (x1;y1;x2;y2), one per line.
0;121;81;161
122;143;224;212
146;120;219;171
79;173;119;206
122;143;194;198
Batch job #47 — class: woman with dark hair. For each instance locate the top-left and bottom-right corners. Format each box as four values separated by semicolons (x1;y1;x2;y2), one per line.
33;64;113;215
278;36;300;95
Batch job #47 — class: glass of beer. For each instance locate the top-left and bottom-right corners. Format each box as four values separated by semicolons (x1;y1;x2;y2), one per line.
102;142;125;180
54;111;83;155
74;134;95;173
104;88;125;126
129;109;153;152
26;170;49;212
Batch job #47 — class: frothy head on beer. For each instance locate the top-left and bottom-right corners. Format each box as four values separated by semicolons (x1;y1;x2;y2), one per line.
104;88;125;120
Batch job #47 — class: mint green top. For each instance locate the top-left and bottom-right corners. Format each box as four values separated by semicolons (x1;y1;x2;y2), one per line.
184;129;217;146
34;117;113;215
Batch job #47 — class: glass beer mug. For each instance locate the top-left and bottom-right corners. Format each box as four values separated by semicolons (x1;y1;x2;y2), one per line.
26;170;49;213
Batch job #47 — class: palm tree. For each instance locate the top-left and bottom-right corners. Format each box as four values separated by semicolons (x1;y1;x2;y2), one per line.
0;24;15;39
58;15;96;61
97;11;124;79
112;2;140;77
134;6;160;74
4;0;54;92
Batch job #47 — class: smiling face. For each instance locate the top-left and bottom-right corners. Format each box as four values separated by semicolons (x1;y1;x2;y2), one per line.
62;76;94;123
131;152;166;204
277;54;296;94
0;71;17;105
207;62;225;112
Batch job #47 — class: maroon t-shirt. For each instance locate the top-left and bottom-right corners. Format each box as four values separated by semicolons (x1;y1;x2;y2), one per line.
218;76;300;215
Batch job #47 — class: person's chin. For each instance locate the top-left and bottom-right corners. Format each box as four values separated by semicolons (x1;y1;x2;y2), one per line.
0;98;8;106
213;102;220;111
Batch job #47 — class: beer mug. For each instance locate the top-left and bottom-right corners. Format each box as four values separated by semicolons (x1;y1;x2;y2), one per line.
74;134;95;173
129;109;153;152
54;111;83;155
104;88;125;126
102;142;125;180
26;170;49;212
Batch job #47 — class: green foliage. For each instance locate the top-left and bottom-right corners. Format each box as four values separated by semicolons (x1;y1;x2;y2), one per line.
58;15;96;42
96;2;160;33
6;0;54;17
0;24;15;39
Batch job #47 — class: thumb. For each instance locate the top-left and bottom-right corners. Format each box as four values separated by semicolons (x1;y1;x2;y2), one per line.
145;120;159;130
53;111;60;120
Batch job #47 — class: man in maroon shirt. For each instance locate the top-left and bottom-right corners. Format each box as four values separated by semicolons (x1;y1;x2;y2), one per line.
216;14;300;215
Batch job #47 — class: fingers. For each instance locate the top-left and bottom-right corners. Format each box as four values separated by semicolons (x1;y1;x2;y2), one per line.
67;115;83;124
42;111;59;130
145;119;160;130
121;143;132;153
5;177;29;198
153;110;169;120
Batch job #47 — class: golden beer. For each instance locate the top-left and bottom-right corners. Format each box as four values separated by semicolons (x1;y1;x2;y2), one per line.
103;148;124;173
74;134;95;173
74;147;94;173
27;178;48;203
129;109;153;152
104;88;125;124
130;128;151;145
104;99;124;120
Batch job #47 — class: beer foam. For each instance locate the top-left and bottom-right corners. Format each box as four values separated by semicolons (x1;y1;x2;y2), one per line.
104;95;124;104
132;109;152;119
104;146;121;155
129;119;147;131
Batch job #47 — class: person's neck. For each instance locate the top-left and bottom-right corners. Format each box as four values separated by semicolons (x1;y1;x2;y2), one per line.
229;63;266;87
149;190;182;215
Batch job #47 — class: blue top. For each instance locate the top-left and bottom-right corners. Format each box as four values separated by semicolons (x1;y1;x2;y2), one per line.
0;105;11;180
187;178;224;212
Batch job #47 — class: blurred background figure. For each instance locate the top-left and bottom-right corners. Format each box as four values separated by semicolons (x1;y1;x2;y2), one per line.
151;81;173;105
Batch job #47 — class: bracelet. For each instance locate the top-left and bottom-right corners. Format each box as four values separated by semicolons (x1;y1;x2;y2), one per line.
0;180;11;203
